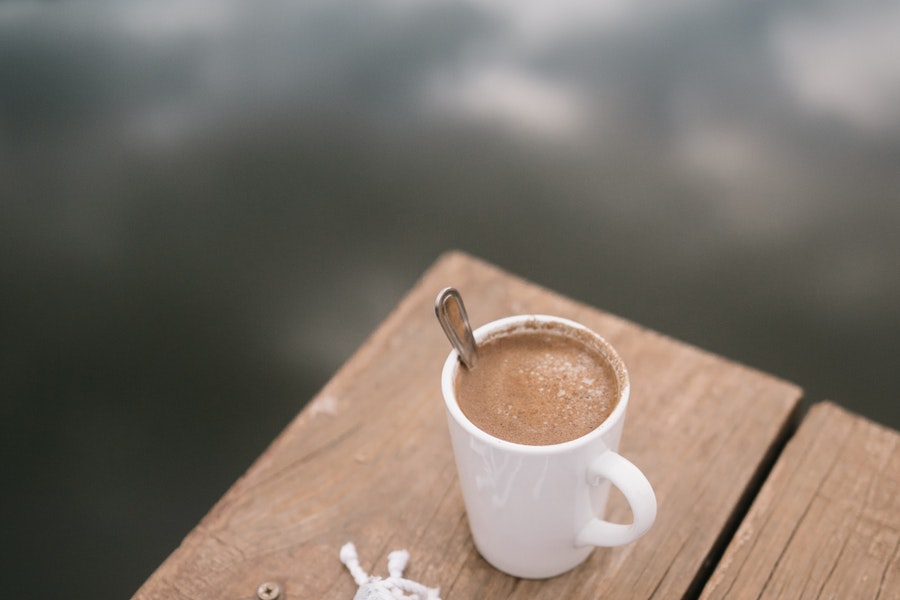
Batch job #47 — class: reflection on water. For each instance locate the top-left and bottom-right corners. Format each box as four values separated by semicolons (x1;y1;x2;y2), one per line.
2;0;899;596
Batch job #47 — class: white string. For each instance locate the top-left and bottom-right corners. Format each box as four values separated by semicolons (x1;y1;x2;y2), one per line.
340;542;441;600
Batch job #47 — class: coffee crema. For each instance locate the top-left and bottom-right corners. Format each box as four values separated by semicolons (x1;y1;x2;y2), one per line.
455;326;619;445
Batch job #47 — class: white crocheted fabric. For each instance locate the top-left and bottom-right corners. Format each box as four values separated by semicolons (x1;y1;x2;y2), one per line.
340;542;441;600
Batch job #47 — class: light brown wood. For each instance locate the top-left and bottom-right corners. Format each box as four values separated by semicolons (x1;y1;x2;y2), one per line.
133;250;801;599
700;402;900;600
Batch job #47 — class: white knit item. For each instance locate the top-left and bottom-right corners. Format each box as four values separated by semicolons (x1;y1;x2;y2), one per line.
340;542;441;600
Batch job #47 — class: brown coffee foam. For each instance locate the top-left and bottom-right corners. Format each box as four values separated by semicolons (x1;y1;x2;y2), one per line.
455;322;620;445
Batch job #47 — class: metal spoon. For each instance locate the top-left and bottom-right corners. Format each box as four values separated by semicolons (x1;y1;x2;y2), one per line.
434;287;479;369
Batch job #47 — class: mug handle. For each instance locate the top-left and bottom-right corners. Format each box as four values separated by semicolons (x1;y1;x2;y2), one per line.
575;450;657;547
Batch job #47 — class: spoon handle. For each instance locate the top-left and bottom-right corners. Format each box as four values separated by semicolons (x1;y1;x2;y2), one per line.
435;287;479;369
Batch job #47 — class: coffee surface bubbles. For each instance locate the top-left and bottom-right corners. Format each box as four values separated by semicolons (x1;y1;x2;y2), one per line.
455;328;619;445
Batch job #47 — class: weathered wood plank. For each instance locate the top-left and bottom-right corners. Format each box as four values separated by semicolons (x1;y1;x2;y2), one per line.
133;250;801;599
700;402;900;600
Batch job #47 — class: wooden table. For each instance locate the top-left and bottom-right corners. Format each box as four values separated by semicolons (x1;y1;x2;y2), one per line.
134;251;899;599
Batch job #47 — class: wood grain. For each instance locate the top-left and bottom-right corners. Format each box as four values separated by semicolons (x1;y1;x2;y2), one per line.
700;402;900;600
133;250;801;599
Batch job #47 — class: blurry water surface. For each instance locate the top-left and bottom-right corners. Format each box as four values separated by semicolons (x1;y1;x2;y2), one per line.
2;0;898;596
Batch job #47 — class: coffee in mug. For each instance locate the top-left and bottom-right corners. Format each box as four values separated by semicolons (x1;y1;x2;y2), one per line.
455;321;620;445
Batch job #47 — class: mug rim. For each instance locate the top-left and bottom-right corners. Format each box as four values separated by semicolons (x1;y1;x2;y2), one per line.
441;314;630;454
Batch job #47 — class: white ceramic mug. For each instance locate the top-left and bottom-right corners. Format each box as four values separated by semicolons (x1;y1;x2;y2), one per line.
441;315;657;579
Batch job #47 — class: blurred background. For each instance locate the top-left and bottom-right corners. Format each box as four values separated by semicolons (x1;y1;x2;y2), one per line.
1;0;898;596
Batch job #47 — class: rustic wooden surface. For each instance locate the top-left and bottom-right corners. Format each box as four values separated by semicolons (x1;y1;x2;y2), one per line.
700;401;900;600
133;250;802;599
